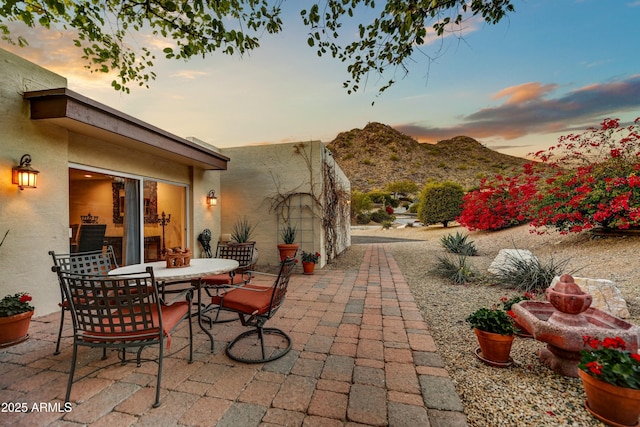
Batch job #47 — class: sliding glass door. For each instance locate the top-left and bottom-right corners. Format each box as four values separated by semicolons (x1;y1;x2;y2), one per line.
69;167;187;266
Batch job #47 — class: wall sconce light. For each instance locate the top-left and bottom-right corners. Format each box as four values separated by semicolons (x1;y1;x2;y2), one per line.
12;154;39;190
206;189;218;207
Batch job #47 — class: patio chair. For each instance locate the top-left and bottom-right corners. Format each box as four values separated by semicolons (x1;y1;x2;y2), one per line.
49;246;118;355
211;257;296;363
202;241;255;285
200;241;255;323
54;266;193;408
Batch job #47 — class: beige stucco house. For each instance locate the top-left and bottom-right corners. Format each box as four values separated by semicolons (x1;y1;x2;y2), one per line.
0;48;350;318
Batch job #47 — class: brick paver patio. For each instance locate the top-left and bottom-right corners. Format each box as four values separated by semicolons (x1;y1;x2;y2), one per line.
0;244;467;426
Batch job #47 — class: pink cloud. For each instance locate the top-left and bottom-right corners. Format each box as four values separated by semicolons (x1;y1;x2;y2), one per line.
493;82;558;105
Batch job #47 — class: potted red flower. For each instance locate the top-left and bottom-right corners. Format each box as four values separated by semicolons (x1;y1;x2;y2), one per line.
466;307;515;367
301;251;320;275
0;292;35;348
578;335;640;426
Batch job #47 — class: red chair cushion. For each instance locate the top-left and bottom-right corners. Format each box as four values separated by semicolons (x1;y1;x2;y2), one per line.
202;273;247;286
211;285;272;316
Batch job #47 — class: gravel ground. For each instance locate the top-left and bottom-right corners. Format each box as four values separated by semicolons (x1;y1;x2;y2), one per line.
334;224;640;427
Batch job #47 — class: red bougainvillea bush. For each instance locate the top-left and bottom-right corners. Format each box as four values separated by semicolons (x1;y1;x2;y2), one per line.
458;118;640;233
457;163;543;231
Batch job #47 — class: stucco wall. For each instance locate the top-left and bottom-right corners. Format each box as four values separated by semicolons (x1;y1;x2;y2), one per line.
0;49;221;317
219;141;350;268
0;49;70;317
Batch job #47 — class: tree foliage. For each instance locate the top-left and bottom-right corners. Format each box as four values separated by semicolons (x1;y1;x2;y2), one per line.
418;181;464;227
350;189;373;218
384;179;418;197
0;0;515;93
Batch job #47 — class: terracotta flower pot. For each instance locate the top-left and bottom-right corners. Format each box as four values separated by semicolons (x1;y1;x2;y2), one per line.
302;261;315;275
0;310;34;348
578;369;640;426
474;328;514;364
277;243;299;261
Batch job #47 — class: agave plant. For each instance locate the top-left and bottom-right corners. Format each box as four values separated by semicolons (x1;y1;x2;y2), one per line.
440;231;478;256
231;217;256;243
280;224;297;244
491;252;572;293
433;254;479;285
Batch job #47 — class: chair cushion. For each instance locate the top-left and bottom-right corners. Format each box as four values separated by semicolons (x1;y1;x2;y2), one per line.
202;273;247;286
212;285;272;316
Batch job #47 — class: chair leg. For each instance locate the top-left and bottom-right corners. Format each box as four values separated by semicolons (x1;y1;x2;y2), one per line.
154;340;163;408
188;309;194;363
54;308;65;355
65;343;79;404
226;326;292;364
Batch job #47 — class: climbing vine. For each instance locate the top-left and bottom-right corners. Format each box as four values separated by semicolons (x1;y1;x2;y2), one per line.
267;142;350;261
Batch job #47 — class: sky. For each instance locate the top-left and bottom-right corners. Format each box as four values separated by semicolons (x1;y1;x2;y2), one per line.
3;0;640;158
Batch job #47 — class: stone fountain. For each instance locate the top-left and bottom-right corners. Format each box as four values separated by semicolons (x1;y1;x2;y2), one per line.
513;274;640;377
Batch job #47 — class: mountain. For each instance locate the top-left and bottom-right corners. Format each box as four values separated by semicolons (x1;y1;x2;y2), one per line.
326;122;529;193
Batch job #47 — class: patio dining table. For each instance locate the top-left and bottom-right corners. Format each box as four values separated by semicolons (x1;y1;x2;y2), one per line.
108;258;239;351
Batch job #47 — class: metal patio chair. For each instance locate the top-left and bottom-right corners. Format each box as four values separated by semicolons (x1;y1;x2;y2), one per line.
200;241;255;323
54;266;193;408
49;246;119;355
210;257;296;363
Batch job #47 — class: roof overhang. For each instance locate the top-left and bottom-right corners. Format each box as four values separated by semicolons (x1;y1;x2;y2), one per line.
23;88;229;170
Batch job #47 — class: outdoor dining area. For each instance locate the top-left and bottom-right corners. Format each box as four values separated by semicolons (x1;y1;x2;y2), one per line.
0;244;465;427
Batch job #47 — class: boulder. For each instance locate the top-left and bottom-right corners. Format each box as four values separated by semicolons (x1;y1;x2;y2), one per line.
550;276;630;319
488;249;538;275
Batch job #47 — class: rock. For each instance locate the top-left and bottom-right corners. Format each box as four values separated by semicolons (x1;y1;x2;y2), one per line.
488;249;538;275
550;276;630;319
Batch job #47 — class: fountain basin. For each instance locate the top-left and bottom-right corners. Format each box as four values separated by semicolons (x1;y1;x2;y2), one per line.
513;301;640;377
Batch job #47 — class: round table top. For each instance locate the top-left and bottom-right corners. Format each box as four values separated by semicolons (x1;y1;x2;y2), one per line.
108;258;239;281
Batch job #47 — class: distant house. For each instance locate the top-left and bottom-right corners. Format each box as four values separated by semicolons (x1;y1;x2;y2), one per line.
0;48;350;317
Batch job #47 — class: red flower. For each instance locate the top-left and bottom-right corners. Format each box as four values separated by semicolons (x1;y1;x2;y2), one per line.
586;361;603;375
602;336;626;350
19;294;32;303
631;353;640;363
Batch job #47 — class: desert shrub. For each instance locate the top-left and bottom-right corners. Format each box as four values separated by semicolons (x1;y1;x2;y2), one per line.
490;253;572;293
381;220;393;229
356;212;371;224
440;232;478;256
418;181;464;227
408;203;419;213
433;254;479;285
370;208;395;224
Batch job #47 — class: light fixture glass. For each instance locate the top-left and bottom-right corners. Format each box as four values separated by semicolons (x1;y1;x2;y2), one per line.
12;154;39;190
206;189;218;207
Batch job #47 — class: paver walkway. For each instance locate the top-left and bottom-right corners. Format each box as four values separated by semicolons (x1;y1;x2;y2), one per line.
0;244;467;426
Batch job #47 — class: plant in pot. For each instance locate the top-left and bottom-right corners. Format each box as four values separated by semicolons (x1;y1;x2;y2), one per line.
466;306;515;367
277;224;298;261
0;292;35;348
577;335;640;426
230;217;258;266
301;251;320;275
